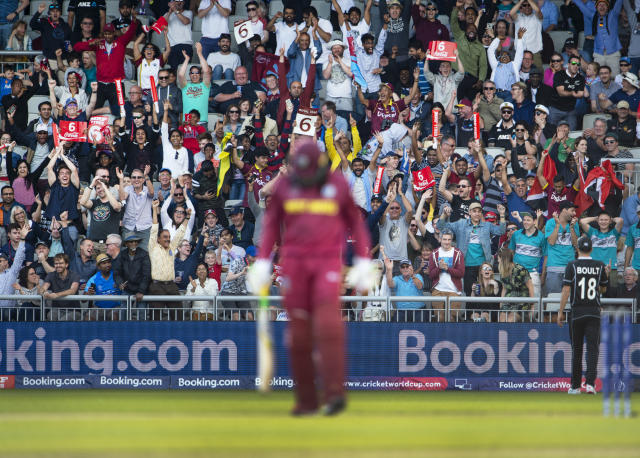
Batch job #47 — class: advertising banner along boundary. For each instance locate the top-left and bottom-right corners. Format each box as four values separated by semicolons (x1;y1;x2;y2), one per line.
0;323;638;391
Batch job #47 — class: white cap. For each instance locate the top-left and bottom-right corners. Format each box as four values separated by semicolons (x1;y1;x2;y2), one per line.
500;102;514;111
35;123;48;133
534;104;549;115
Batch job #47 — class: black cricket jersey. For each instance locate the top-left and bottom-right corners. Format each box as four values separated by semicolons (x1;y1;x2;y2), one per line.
562;257;608;318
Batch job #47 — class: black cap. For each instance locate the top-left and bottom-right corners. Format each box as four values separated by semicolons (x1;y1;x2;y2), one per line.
559;200;576;211
577;235;592;252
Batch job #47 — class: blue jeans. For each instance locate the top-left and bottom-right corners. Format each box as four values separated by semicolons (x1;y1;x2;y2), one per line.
229;179;246;201
199;37;219;61
0;23;13;51
544;270;564;296
548;106;578;131
212;65;234;80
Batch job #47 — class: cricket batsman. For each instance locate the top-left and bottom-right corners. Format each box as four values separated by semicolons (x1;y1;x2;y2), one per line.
247;138;374;416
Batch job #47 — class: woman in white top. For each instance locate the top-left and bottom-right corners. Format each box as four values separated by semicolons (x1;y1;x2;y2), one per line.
52;71;89;112
188;262;219;318
133;31;171;98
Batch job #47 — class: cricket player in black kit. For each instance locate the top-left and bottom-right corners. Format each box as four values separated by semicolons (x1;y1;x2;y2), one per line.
557;236;608;394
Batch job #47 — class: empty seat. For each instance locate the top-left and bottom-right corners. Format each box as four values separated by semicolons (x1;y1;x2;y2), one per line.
208;113;224;129
28;96;50;114
548;31;573;54
568;130;583;139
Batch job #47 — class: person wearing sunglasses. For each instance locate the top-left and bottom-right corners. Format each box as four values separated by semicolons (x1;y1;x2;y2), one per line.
132;33;170;100
602;131;634;178
604;100;636;146
476;81;504;132
487;101;515;149
439;161;480;222
548;56;585;130
509;0;544;70
178;42;212;124
155;68;182;130
411;1;449;56
585;0;624;77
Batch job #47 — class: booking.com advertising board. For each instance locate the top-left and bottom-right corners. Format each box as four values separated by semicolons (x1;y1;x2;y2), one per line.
0;323;638;392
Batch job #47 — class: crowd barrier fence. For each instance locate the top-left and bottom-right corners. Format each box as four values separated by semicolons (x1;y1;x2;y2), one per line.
0;294;635;323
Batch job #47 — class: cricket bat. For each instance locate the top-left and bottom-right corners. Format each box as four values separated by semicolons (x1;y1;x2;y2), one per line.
257;286;274;392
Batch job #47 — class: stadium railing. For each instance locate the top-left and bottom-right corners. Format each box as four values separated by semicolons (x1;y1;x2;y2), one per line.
0;50;41;73
0;294;635;323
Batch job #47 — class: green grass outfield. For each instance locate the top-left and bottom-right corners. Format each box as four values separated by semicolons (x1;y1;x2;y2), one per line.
1;390;639;457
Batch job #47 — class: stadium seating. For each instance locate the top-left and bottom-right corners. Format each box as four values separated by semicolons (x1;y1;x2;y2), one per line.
568;130;583;139
548;31;573;55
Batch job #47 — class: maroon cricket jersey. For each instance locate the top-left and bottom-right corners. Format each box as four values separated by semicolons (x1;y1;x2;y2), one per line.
259;172;371;260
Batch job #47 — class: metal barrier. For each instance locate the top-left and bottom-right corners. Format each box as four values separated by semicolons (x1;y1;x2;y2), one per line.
0;293;634;323
450;296;542;323
0;50;42;72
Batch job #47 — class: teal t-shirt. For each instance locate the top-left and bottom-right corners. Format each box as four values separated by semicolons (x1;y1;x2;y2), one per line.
182;82;209;121
465;227;485;266
509;228;546;272
625;224;640;270
588;226;620;269
544;219;579;268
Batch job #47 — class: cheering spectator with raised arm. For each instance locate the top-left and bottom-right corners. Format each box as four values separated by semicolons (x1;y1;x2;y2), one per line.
178;42;211;122
74;13;139;117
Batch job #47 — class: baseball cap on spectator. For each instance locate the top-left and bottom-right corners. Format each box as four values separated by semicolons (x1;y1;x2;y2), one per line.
35;241;49;249
181;170;193;177
204;209;218;218
159;168;172;175
35;123;48;133
620;56;631;64
484;211;498;222
425;1;437;6
529;66;542;76
469;202;483;211
500;102;514;111
245;245;257;257
604;131;618;141
104;23;116;32
577;235;593;253
0;253;9;261
563;38;576;50
64;98;78;108
371;194;383;203
124;234;142;242
617;100;630;109
388;0;404;7
380;82;394;92
534;104;549;115
229;207;243;216
456;98;472;108
95;253;111;265
559;201;576;210
622;72;640;88
49;3;62;10
328;40;346;50
557;119;570;127
399;259;411;266
526;171;536;178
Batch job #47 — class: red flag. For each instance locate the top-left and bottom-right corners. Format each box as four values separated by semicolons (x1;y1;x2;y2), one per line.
526;152;557;212
576;159;624;217
142;16;168;34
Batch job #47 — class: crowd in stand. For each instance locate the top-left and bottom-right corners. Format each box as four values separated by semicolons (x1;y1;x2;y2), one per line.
0;0;639;322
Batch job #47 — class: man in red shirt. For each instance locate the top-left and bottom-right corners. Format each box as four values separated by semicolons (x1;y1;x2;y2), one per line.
247;139;373;416
74;16;139;116
536;150;578;217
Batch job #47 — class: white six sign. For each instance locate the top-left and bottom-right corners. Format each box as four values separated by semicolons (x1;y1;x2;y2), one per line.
234;20;255;44
293;108;318;136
